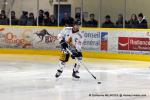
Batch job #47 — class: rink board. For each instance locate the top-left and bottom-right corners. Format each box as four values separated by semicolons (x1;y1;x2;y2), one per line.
0;25;150;61
0;48;150;62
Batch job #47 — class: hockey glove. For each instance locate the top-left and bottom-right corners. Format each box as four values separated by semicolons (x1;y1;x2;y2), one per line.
60;40;68;50
71;49;78;59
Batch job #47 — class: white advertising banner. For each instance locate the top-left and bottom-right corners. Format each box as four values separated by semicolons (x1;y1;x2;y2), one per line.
0;27;150;55
0;27;60;49
107;29;150;55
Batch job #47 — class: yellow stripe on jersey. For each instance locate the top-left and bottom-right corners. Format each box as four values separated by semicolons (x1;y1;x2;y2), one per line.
67;37;72;45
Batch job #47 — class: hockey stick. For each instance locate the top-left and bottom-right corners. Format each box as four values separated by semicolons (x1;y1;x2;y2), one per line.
66;48;101;84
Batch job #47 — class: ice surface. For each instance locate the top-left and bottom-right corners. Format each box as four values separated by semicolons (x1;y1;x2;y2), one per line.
0;54;149;100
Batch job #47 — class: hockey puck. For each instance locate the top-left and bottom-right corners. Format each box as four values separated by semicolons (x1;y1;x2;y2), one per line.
97;82;101;84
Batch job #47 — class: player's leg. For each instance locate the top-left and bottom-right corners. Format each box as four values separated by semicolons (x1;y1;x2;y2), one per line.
72;52;82;79
55;52;70;78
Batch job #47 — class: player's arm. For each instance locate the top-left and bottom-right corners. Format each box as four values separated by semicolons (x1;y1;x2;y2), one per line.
66;36;78;59
57;29;68;50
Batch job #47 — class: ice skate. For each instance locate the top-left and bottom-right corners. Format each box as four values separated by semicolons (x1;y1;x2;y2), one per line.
72;70;80;79
55;70;63;78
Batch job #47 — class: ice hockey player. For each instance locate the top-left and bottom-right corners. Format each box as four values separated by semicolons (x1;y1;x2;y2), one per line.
55;21;83;79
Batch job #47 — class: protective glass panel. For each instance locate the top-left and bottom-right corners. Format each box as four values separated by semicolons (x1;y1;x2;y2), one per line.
101;0;125;28
11;0;37;26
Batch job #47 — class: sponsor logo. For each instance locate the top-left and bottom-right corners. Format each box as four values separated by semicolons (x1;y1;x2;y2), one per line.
84;31;101;38
83;31;100;48
0;28;4;31
101;32;108;51
118;37;129;50
0;30;32;48
118;37;150;51
34;29;57;43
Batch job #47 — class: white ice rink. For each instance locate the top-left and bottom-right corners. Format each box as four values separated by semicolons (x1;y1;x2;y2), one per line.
0;54;150;100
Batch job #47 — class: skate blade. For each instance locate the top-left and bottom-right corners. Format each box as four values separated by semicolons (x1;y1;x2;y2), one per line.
55;78;59;82
55;76;62;81
72;77;80;81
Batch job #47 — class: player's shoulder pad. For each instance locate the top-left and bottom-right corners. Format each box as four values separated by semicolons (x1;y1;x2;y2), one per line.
64;27;73;31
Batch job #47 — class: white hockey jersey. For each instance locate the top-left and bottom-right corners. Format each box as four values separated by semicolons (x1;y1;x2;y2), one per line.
58;27;84;52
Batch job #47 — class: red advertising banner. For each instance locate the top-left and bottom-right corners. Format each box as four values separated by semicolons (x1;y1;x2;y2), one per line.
118;37;150;51
129;37;150;51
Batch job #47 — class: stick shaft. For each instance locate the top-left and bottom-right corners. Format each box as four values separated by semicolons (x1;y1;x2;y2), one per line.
66;48;97;80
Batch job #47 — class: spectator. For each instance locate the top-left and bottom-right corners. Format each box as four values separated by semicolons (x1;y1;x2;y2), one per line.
138;13;148;28
27;13;36;26
1;10;7;19
19;11;28;25
0;14;3;25
49;15;57;26
0;14;9;25
87;14;98;27
82;15;87;27
75;13;81;23
75;13;87;27
116;14;123;28
38;9;44;25
102;15;114;28
128;14;138;28
0;10;9;25
43;11;51;26
60;12;74;26
116;14;128;28
11;11;18;25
